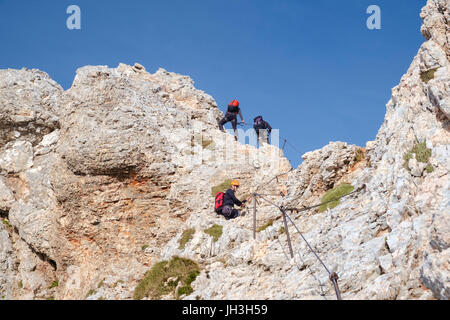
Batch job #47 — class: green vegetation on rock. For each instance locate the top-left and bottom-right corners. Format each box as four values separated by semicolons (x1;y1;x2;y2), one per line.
177;270;200;297
85;289;96;298
257;219;274;232
403;152;414;170
2;219;11;228
211;179;232;197
204;224;223;242
178;228;195;250
133;256;201;300
411;142;432;163
403;142;432;171
355;148;365;162
319;183;354;212
420;68;438;83
201;138;215;150
49;280;59;289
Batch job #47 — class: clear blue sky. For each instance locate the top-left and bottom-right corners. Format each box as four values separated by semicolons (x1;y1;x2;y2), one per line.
0;0;426;168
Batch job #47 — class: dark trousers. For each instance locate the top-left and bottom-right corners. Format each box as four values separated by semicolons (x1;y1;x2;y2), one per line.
219;112;238;132
254;126;269;143
221;205;240;220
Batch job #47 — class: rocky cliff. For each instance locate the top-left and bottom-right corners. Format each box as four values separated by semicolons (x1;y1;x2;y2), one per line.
0;0;448;300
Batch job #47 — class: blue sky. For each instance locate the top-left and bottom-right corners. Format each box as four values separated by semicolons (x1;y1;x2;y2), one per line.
0;0;426;168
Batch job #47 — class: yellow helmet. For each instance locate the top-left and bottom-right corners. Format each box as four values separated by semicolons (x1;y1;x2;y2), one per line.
231;180;240;187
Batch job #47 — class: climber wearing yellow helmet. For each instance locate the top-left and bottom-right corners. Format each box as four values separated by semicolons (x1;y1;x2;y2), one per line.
220;180;247;220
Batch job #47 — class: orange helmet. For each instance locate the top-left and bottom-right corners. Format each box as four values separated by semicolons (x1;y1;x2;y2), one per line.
229;100;239;107
231;180;240;187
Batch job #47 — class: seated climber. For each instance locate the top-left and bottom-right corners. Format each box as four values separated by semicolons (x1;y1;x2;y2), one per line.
253;115;272;144
218;99;245;141
221;180;248;220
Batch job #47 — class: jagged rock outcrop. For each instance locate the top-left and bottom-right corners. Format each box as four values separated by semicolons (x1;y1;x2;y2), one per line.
161;0;449;300
0;61;290;300
283;142;363;208
0;0;448;300
0;68;61;148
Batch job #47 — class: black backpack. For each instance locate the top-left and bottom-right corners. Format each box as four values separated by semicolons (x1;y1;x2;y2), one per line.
254;116;263;126
254;116;267;130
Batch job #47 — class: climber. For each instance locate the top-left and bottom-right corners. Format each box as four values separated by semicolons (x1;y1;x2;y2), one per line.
218;99;245;141
253;116;272;144
220;180;248;220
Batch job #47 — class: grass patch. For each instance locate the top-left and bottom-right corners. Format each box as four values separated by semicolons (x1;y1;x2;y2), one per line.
204;224;223;242
2;219;12;228
85;289;96;298
18;281;23;289
279;226;285;235
355;148;365;162
412;142;432;163
178;228;195;250
141;244;149;251
319;183;354;213
133;256;201;300
420;68;438;83
211;179;233;197
403;152;414;170
201;138;214;150
257;219;274;232
98;280;105;288
177;270;201;297
426;164;434;173
49;280;59;289
403;142;432;171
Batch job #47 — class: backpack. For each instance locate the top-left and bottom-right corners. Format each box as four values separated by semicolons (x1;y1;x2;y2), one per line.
214;192;225;214
254;116;263;126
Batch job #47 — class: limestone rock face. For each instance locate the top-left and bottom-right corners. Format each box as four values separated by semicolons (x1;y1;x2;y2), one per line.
283;142;362;208
420;0;450;59
0;0;448;301
0;177;14;212
0;141;34;174
0;68;61;148
0;59;291;300
0;225;15;299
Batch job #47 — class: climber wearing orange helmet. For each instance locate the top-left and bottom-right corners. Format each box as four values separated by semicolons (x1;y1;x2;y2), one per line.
221;180;247;220
218;99;245;141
